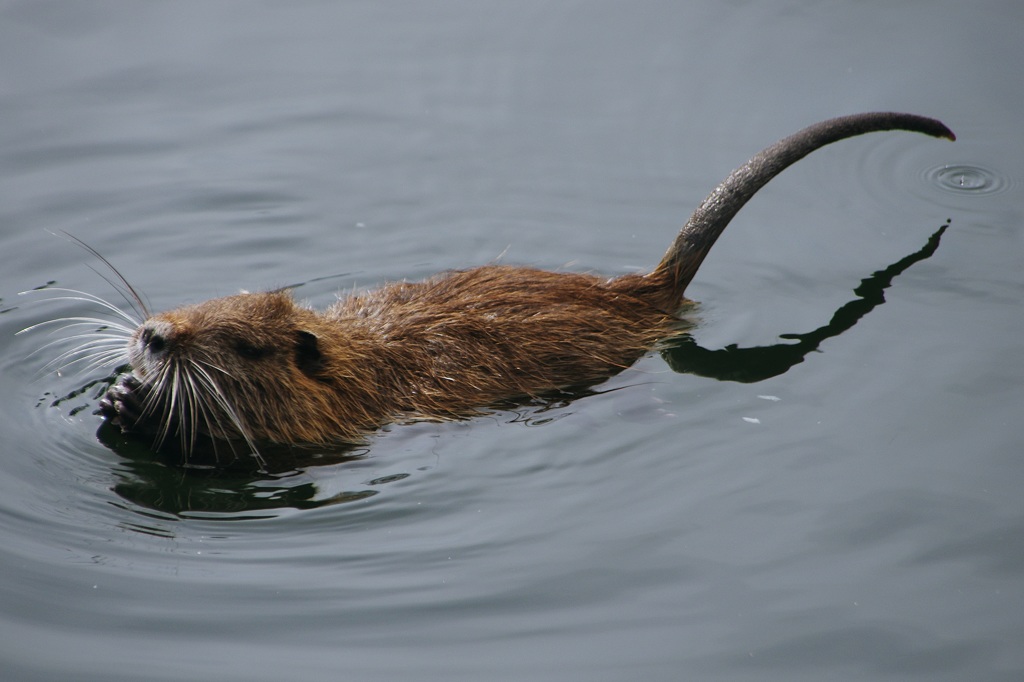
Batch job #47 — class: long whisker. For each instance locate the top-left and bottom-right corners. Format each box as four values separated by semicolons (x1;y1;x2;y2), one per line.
139;361;173;437
33;330;128;358
65;348;131;376
192;358;238;380
190;375;226;466
85;264;149;324
18;316;138;338
189;359;266;469
17;289;142;329
188;362;249;438
175;359;206;462
189;357;252;466
184;365;205;461
155;362;182;453
173;362;191;458
42;341;129;375
52;230;151;320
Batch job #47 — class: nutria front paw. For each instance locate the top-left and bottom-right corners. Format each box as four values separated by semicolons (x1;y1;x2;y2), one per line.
98;374;146;431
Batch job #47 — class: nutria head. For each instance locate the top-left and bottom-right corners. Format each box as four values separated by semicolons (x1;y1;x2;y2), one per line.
104;291;369;453
128;292;324;385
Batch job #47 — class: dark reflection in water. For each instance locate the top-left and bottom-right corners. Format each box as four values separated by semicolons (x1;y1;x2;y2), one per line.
663;222;948;382
97;421;379;517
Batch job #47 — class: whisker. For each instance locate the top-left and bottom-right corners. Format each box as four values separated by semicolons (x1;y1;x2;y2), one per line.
186;365;233;466
194;358;238;381
18;315;137;337
17;289;142;329
189;359;265;469
30;341;128;376
26;339;128;382
53;230;151;320
173;363;191;459
154;363;182;453
182;366;203;461
44;343;128;375
139;363;173;442
85;264;149;324
61;347;131;374
33;332;128;360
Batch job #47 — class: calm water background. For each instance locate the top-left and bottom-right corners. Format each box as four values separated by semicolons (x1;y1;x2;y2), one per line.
1;2;1022;680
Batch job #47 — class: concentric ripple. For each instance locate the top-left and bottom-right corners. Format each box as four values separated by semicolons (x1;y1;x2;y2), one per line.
924;163;1010;196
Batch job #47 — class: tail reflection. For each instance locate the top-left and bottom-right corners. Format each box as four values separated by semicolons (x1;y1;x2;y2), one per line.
662;222;948;383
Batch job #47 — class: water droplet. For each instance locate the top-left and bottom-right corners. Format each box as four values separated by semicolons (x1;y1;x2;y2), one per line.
925;164;1008;196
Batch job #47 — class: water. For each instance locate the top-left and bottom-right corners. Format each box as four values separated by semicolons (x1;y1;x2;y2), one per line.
2;2;1023;680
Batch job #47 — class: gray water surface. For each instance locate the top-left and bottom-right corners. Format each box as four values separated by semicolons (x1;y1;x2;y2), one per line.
1;2;1023;681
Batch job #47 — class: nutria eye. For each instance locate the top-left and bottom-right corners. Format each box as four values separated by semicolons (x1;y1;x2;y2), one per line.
235;340;269;360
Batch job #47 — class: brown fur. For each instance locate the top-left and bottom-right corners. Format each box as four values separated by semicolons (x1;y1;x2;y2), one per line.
113;266;680;445
96;113;954;451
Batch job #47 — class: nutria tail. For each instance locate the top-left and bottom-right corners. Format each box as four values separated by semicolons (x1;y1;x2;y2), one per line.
642;112;955;309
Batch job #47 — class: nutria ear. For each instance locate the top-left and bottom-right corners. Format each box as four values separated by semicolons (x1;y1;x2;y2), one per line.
295;330;324;378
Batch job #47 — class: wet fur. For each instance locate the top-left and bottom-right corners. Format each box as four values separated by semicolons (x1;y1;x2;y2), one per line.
105;267;680;448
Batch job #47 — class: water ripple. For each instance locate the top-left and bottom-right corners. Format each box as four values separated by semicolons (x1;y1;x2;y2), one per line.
809;133;1014;213
924;163;1010;196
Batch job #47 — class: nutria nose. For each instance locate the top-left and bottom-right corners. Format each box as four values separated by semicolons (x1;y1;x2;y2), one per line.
140;324;168;354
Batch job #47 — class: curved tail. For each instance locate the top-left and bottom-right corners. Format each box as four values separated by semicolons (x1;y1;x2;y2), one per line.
645;112;955;308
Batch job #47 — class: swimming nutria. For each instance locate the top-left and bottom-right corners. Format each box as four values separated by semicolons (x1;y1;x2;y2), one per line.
82;113;953;455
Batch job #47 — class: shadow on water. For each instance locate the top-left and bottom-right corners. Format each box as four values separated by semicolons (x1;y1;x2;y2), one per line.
662;222;949;383
96;421;384;518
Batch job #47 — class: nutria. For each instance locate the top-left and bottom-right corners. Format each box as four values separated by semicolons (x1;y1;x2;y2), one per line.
59;113;954;457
